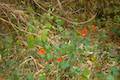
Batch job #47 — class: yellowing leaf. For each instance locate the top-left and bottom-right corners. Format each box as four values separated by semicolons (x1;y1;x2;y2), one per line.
40;29;49;42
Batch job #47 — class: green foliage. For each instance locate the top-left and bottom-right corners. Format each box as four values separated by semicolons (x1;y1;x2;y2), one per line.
114;15;120;23
82;68;90;79
39;73;46;80
46;53;53;60
43;22;54;29
70;66;81;75
96;72;105;80
40;29;49;42
55;17;64;26
7;70;20;80
110;66;119;76
59;61;70;69
27;35;36;48
26;73;34;80
1;0;120;80
107;75;114;80
112;27;120;36
28;23;36;33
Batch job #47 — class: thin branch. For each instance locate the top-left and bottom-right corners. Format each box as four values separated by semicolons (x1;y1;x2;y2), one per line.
57;0;64;13
32;0;97;25
0;17;39;37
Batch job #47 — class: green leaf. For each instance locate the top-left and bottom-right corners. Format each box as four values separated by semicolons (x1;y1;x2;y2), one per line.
27;35;35;48
55;18;64;26
27;6;34;13
46;13;54;20
114;15;120;23
112;28;120;36
71;66;81;75
26;73;34;80
47;53;53;60
59;61;70;69
40;29;49;42
82;68;90;79
39;73;46;80
110;66;119;76
107;75;114;80
58;27;64;32
96;72;105;79
44;22;53;29
28;23;35;32
84;38;90;48
35;36;42;45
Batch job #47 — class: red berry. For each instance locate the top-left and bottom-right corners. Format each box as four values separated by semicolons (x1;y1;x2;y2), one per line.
57;57;63;62
38;48;46;55
81;27;88;37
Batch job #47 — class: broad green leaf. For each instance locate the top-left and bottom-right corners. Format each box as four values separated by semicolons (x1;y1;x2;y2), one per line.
110;66;119;76
107;75;114;80
39;73;46;80
82;68;90;79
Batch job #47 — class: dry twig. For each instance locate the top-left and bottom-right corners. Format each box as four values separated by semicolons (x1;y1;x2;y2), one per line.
32;0;97;25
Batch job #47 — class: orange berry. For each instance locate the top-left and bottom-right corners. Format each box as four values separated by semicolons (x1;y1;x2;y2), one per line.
81;27;88;37
38;48;46;55
57;57;63;62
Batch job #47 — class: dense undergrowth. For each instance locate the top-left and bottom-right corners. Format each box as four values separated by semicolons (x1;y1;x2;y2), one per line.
0;0;120;80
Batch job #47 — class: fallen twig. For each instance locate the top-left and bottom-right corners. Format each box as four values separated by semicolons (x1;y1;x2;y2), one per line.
32;0;97;25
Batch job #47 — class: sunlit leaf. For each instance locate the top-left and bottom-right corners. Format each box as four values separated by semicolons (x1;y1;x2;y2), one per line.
82;68;90;79
27;35;35;48
40;29;49;42
44;22;53;29
39;73;46;80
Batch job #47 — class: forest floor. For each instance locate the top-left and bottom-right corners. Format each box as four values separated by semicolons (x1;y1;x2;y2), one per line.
0;0;120;80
